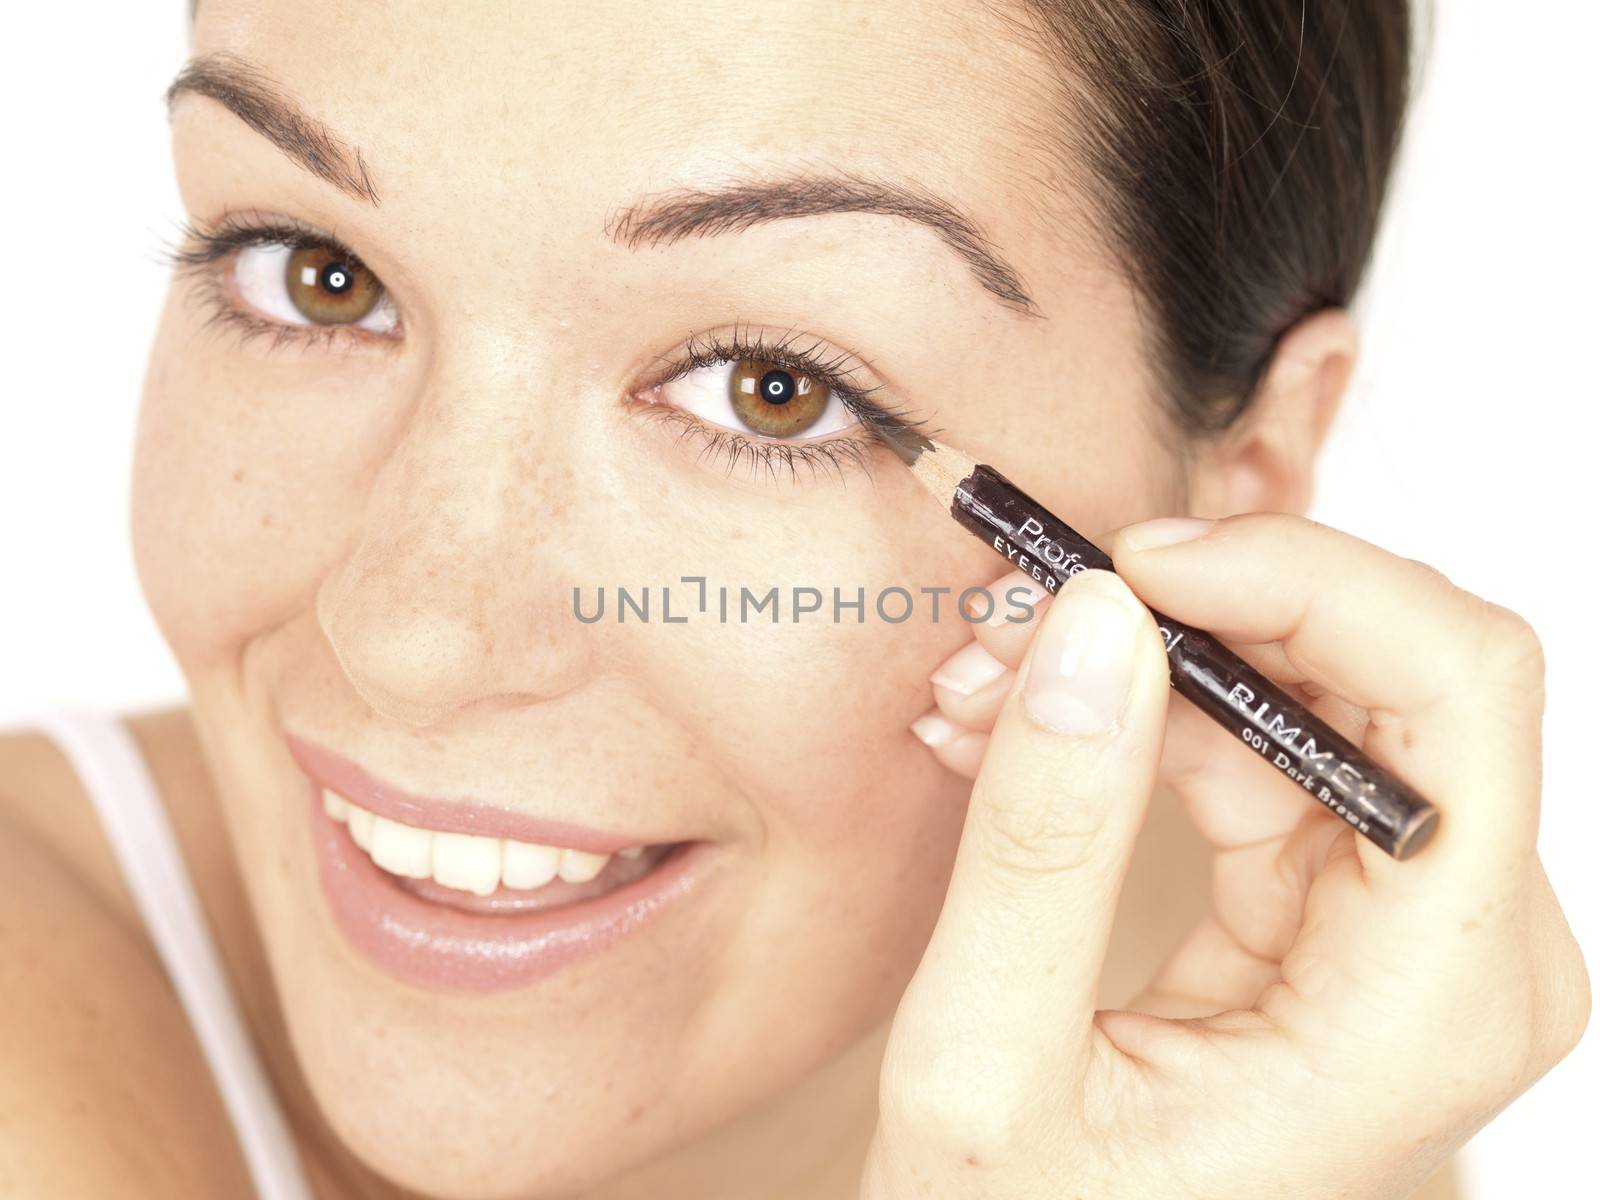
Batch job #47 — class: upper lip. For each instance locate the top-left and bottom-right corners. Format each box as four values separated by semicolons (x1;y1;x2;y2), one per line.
284;731;674;854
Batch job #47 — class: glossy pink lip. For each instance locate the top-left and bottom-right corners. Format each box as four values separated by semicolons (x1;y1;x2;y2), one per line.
285;731;666;854
287;737;725;992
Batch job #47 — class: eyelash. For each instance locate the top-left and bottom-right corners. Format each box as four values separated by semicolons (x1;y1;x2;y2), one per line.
633;323;931;483
155;211;933;480
155;209;395;355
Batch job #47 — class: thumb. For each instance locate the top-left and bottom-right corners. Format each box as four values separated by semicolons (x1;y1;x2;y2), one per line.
886;568;1171;1104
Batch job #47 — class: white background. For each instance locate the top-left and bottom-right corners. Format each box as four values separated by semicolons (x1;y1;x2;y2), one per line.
2;2;1595;1195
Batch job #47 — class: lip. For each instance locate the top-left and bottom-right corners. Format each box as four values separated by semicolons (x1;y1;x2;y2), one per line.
285;731;667;854
288;734;724;992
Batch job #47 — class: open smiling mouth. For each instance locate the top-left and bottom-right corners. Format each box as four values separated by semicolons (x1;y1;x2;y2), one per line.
322;786;683;915
287;733;720;992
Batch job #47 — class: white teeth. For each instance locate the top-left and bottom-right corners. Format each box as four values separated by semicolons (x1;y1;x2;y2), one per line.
369;815;432;879
431;831;503;897
324;789;632;897
347;806;375;851
501;839;561;889
557;848;609;883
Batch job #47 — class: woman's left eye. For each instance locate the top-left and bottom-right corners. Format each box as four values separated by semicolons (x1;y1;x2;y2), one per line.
232;241;399;334
656;358;854;441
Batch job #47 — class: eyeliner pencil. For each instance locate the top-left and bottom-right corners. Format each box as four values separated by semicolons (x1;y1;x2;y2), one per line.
883;430;1440;861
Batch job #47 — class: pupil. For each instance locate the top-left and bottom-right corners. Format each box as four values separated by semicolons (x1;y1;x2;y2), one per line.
759;369;794;405
321;262;353;294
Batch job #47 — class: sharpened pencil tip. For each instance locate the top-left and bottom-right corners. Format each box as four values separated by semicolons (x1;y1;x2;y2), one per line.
873;421;936;467
870;428;976;507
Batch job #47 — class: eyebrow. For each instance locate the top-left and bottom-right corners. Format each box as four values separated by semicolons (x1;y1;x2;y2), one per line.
164;52;381;206
164;53;1038;318
607;176;1041;317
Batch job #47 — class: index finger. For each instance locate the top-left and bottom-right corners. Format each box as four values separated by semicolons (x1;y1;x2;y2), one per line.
1107;512;1546;884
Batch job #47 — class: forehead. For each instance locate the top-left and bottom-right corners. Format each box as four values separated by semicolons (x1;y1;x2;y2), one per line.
188;0;1063;250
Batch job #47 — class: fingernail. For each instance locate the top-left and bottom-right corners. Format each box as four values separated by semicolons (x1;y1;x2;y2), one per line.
986;574;1051;628
1022;573;1143;734
910;710;963;749
1121;516;1215;551
930;640;1007;697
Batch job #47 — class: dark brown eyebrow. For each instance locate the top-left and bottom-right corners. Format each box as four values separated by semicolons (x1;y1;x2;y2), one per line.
606;175;1042;318
164;52;381;206
164;54;1035;316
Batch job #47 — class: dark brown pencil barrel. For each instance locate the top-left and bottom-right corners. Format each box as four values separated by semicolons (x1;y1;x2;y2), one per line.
950;463;1439;860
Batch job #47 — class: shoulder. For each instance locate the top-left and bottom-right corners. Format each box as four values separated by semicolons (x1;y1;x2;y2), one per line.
0;707;220;936
0;709;254;1196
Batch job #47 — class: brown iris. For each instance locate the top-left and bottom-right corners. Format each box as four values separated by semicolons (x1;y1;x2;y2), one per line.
285;244;382;325
728;359;832;437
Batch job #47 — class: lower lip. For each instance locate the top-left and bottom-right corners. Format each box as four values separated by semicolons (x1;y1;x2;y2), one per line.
305;782;719;992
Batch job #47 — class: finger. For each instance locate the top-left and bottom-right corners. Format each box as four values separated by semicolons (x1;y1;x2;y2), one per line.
1126;914;1282;1018
1157;691;1309;847
1158;671;1370;849
1109;512;1546;881
1207;809;1348;963
1119;816;1350;1031
885;568;1171;1100
964;570;1053;668
929;568;1053;728
1111;513;1550;1073
929;640;1015;730
933;670;1014;730
1224;636;1382;734
923;568;1053;734
909;709;989;779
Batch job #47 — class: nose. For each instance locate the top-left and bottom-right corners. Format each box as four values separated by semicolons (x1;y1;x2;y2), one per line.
317;368;595;727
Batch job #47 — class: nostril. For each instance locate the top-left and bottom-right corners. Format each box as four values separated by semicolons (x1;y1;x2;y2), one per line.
317;570;498;726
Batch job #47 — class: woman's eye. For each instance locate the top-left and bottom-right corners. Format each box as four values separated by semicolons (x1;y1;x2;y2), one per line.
659;358;853;440
232;242;398;333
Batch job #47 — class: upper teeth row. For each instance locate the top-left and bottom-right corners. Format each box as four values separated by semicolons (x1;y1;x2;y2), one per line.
323;788;645;897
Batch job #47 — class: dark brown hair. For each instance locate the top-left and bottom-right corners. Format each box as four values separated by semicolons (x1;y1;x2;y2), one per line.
1000;0;1413;435
187;0;1410;439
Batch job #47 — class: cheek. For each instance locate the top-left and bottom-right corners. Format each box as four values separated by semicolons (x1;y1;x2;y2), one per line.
130;294;399;666
607;468;988;958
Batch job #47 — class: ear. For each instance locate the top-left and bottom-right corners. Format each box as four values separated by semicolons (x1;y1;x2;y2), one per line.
1184;308;1357;519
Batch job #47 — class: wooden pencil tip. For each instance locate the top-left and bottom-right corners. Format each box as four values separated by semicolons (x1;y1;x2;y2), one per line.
872;422;977;505
906;439;977;507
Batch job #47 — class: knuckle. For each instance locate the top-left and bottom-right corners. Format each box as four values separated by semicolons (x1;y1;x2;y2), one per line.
1233;509;1307;536
1472;604;1548;681
972;777;1112;878
1469;596;1547;685
1399;552;1453;581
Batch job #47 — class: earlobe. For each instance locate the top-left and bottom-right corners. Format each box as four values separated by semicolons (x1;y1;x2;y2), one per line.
1183;308;1358;520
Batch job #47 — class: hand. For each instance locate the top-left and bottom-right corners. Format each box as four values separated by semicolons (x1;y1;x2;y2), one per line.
863;512;1591;1200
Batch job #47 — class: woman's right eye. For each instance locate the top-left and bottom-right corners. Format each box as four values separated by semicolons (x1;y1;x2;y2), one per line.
232;241;399;334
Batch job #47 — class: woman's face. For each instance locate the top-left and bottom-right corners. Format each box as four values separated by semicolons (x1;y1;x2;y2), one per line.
135;0;1187;1193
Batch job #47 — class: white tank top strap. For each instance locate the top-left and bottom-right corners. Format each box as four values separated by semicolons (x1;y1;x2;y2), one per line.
32;708;315;1200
